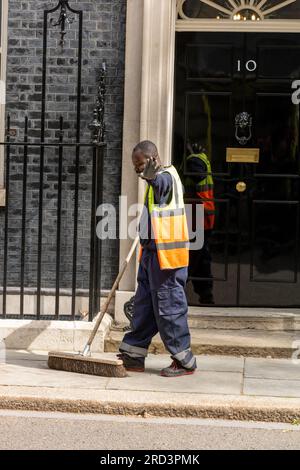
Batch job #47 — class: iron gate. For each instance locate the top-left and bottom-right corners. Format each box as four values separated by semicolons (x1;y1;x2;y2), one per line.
0;0;107;320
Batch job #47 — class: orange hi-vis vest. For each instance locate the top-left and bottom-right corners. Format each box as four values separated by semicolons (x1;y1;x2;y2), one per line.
186;153;215;230
139;165;189;270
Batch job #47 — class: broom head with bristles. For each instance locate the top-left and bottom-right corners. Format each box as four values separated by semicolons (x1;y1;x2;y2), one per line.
48;352;127;378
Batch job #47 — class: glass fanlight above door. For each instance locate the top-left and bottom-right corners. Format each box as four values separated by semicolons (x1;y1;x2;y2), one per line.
177;0;300;21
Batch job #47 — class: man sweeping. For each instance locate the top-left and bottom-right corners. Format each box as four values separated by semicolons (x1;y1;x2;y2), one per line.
118;141;197;377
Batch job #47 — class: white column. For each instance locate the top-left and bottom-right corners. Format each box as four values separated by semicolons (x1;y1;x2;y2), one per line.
140;0;177;163
115;0;177;321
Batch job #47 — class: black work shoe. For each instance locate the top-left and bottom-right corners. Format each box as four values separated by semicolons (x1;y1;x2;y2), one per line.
160;359;196;377
117;353;145;372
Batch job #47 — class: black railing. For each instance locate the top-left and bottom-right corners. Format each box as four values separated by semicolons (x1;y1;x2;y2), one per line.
1;118;105;321
0;0;107;321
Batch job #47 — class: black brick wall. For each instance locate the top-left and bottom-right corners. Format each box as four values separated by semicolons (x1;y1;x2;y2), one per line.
0;0;126;296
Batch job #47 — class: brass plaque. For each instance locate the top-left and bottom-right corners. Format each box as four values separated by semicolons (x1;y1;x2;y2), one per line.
226;148;260;163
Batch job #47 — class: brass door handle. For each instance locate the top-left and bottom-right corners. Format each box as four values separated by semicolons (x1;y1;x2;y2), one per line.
236;181;247;192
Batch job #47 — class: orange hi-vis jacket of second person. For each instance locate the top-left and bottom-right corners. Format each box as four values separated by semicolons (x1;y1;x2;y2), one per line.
139;165;189;270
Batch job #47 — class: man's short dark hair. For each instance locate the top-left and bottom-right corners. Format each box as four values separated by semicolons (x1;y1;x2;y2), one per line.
133;140;158;158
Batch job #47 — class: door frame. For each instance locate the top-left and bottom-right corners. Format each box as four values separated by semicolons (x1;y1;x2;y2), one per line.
175;29;300;307
176;19;300;33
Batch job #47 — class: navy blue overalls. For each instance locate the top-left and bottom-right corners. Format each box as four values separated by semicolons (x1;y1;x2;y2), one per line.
119;171;196;370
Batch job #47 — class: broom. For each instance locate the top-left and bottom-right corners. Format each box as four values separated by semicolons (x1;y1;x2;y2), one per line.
48;236;139;378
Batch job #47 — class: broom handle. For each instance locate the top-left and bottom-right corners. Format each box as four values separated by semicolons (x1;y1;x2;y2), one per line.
85;236;139;349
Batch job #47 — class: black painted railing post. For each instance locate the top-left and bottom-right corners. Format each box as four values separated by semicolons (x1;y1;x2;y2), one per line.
88;63;106;320
2;115;11;318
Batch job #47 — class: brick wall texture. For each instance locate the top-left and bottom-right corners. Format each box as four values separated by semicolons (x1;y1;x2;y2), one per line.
0;0;126;302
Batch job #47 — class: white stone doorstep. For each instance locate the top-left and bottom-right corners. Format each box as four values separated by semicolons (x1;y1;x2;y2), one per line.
0;314;113;352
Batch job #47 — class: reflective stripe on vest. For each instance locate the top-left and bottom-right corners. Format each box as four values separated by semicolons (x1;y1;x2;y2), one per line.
140;165;189;270
186;153;216;230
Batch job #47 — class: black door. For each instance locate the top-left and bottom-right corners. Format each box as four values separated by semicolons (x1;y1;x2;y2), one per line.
174;32;300;307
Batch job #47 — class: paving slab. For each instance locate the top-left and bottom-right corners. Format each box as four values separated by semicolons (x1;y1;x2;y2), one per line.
107;370;243;395
0;354;110;390
245;357;300;381
4;350;47;361
244;378;300;398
